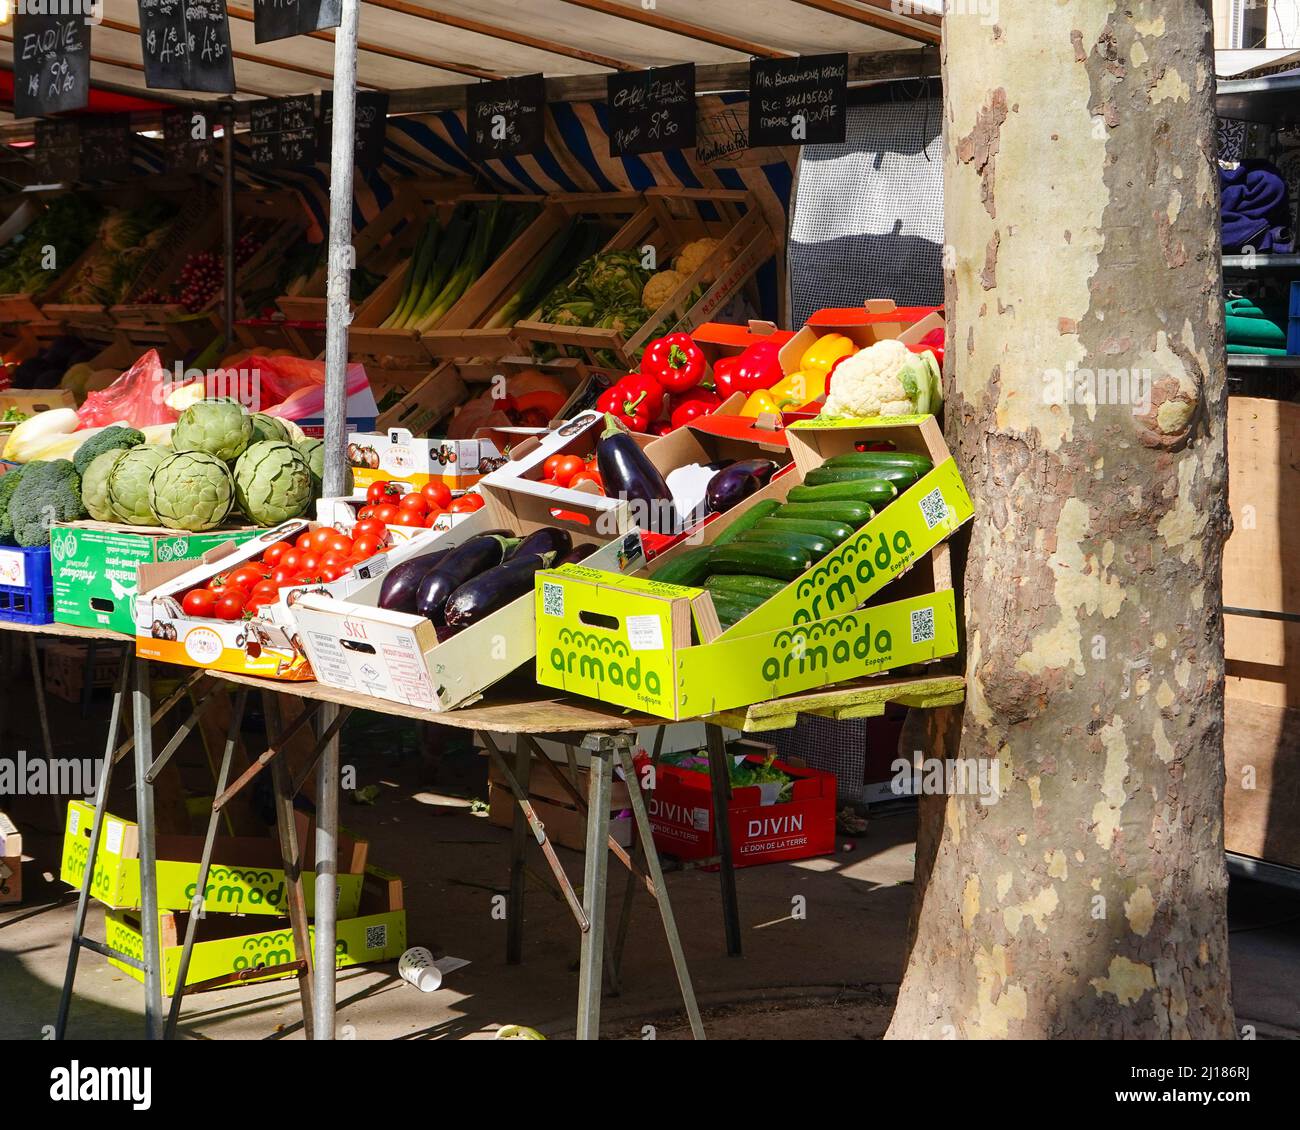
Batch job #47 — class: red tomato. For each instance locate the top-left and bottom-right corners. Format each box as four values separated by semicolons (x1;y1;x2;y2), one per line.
352;518;387;540
215;592;246;620
182;589;216;618
373;504;401;524
351;534;383;559
250;580;281;605
308;527;335;551
367;480;402;505
261;542;289;567
320;563;348;582
295;532;313;550
570;469;604;492
449;493;485;513
356;505;377;520
543;454;565;480
299;551;322;574
424;513;445;528
320;550;351;570
421;480;452;510
272;566;298;586
230;565;267;590
551;455;585;487
280;548;302;573
398;493;429;521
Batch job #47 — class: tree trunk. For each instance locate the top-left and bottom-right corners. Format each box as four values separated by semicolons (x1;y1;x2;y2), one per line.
887;1;1235;1039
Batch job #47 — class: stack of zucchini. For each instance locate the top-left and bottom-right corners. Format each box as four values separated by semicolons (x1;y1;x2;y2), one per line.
651;450;933;629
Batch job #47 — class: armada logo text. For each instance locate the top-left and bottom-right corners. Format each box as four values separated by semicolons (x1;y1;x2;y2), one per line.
50;1061;151;1110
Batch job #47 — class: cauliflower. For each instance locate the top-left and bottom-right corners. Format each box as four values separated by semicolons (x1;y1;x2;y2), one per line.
642;269;686;310
821;339;917;418
674;237;726;281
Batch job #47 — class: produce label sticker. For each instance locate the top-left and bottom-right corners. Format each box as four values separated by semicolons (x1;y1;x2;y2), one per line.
716;458;973;640
0;549;25;587
626;614;664;652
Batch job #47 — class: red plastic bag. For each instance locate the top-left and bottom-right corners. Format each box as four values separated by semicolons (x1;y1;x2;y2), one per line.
77;350;177;429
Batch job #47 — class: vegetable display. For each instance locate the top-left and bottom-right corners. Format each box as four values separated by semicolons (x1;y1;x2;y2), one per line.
595;413;677;534
0;196;103;295
819;339;942;419
59;200;180;306
5;460;86;546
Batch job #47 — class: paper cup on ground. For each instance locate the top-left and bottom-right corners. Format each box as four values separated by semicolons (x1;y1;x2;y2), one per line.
399;947;442;992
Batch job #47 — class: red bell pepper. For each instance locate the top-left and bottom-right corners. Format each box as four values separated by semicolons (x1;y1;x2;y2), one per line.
596;373;665;432
711;355;742;398
732;341;784;392
641;332;706;393
668;389;721;431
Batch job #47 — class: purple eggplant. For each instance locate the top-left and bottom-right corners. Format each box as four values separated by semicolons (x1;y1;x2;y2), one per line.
706;458;779;514
378;547;454;613
596;413;676;534
512;526;572;561
443;552;558;630
558;542;599;565
416;533;520;624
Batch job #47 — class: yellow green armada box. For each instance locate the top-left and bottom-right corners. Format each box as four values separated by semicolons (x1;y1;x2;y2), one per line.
61;799;367;918
644;414;973;640
105;867;406;996
51;520;263;636
534;545;958;720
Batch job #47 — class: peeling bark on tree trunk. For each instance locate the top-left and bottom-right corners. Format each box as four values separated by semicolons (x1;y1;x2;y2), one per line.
887;1;1235;1039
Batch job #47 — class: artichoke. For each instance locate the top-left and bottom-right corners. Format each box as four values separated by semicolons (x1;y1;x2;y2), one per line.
172;398;253;462
296;438;352;499
82;449;129;522
149;451;236;532
105;445;168;525
233;441;313;526
250;412;290;445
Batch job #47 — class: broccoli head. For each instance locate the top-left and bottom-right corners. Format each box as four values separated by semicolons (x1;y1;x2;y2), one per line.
73;425;145;476
0;465;25;544
8;459;86;547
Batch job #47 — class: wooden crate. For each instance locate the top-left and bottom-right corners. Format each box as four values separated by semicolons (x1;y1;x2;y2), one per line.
42;640;125;704
1223;396;1300;870
486;753;632;852
512;188;777;370
0;198;102;326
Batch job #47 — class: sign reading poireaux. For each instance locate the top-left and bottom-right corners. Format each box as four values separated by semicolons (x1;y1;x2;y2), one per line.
607;63;696;157
748;53;848;147
12;12;91;119
467;74;547;161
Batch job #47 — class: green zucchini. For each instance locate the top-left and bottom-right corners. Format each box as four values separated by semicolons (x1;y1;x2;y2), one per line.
785;480;891;506
804;465;916;489
709;543;814;582
711;499;781;547
753;516;854;543
736;529;835;558
822;450;934;473
705;574;786;601
713;595;760;629
649;546;713;586
774;500;878;526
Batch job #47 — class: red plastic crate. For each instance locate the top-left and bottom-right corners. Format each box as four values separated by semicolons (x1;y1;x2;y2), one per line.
0;545;53;625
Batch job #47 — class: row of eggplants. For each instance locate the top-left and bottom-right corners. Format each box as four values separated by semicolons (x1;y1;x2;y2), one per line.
378;526;596;638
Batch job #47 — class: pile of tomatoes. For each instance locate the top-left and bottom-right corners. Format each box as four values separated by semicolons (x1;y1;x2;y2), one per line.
539;453;603;495
178;522;392;621
355;479;486;526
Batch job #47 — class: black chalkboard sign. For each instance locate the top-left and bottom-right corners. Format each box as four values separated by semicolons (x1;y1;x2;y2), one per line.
248;96;317;168
607;63;696;157
467;74;546;161
33;119;81;183
318;91;389;170
12;13;91;119
253;0;342;44
162;107;216;173
137;0;236;93
748;53;848;148
78;114;133;181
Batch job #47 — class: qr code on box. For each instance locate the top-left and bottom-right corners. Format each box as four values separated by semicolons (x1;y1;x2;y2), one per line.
919;487;947;530
910;606;935;644
542;581;564;618
365;923;387;952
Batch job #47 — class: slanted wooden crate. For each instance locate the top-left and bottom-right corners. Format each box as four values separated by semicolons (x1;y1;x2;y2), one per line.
512;188;776;370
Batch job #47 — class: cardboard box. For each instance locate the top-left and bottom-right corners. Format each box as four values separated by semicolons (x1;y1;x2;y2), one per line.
105;868;405;995
60;799;367;917
486;755;633;851
51;521;264;636
638;752;835;867
534;548;958;720
290;507;646;712
0;811;22;906
647;415;974;639
132;518;444;680
346;427;513;493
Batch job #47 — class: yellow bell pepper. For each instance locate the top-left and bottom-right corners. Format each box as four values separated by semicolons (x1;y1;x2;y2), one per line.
742;389;781;417
800;333;855;378
767;369;826;408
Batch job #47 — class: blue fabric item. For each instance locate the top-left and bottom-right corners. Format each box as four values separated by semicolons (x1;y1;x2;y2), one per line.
1220;159;1295;253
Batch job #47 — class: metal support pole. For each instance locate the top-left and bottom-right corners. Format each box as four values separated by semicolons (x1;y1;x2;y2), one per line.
27;636;58;826
312;703;340;1039
133;659;163;1038
705;724;742;957
506;735;533;963
221;100;236;347
575;736;614;1040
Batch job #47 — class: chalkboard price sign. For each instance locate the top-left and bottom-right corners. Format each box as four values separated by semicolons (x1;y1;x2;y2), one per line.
33;119;81;183
467;74;546;161
78;114;133;181
12;13;91;119
253;0;342;44
607;63;696;157
248;96;317;168
749;53;848;148
138;0;236;94
162;108;215;173
318;91;389;170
